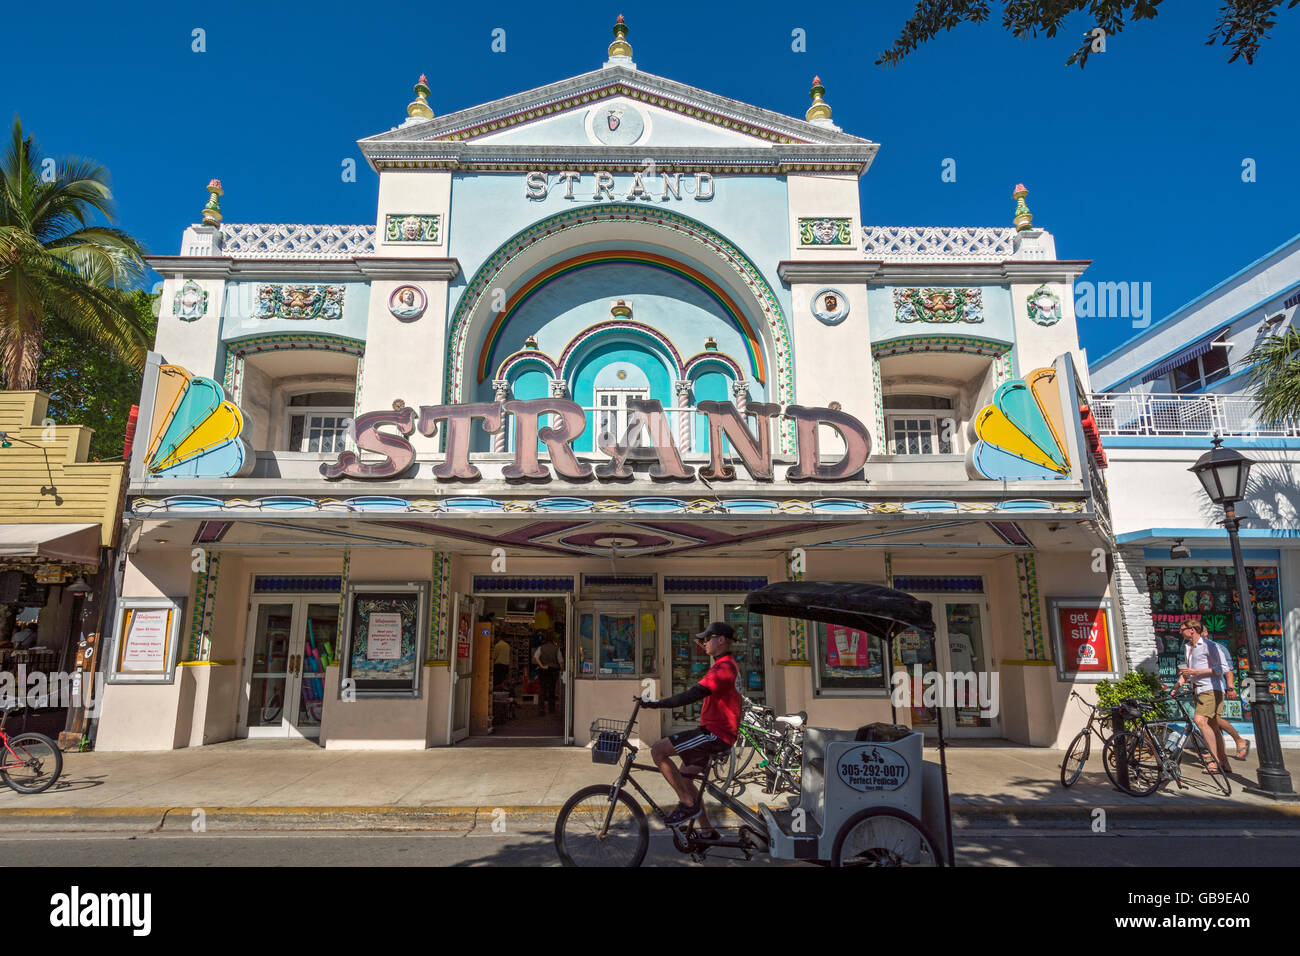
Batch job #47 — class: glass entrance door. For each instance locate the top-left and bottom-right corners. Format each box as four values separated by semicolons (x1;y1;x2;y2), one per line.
244;598;338;739
894;597;998;738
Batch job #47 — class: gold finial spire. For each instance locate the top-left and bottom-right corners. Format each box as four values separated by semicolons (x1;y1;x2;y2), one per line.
806;76;831;122
608;14;633;59
611;299;632;319
1013;183;1034;231
407;74;433;120
201;179;223;227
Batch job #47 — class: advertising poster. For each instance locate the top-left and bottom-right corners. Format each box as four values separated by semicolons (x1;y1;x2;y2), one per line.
456;611;472;659
826;625;870;667
1057;606;1112;673
366;612;402;661
346;589;424;693
120;608;171;672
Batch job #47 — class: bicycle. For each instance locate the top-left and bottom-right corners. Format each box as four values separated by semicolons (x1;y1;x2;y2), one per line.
711;696;804;796
1059;690;1147;787
0;704;63;794
1102;688;1232;797
554;699;772;867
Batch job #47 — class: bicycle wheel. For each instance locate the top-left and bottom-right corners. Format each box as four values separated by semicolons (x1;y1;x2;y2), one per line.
1060;730;1091;787
831;807;943;867
0;733;63;794
730;734;758;780
554;785;649;867
1102;731;1161;797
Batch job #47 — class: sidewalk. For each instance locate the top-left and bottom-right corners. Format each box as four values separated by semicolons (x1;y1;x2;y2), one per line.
1;740;1296;831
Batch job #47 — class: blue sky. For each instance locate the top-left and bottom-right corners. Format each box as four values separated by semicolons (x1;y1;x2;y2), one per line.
8;0;1299;360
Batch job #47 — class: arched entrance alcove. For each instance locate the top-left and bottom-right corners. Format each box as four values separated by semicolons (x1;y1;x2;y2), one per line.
446;204;794;452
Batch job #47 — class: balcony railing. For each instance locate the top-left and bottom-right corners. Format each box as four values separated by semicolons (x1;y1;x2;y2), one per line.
1089;392;1300;438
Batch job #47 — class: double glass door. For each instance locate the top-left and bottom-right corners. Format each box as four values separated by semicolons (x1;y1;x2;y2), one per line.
895;598;997;738
243;597;339;738
667;598;766;729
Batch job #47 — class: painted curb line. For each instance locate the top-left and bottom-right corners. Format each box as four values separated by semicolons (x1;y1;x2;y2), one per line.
0;801;1296;832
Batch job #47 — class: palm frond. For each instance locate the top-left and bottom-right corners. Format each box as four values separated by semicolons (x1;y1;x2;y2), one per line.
1244;329;1300;426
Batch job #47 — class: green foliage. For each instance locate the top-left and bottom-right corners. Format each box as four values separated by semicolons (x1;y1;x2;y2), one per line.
35;289;156;461
878;1;1297;69
1095;670;1163;712
1245;328;1300;427
0;116;149;389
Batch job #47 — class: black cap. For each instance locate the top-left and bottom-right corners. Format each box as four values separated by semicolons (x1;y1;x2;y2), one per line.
696;621;734;641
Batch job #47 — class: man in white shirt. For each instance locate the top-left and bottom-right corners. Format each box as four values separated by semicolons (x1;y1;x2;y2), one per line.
1175;619;1248;774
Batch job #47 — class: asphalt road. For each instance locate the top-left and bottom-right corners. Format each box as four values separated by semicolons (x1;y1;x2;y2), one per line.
1;828;1298;866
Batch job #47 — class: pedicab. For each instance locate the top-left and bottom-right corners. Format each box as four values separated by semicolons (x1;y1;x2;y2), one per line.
553;581;956;866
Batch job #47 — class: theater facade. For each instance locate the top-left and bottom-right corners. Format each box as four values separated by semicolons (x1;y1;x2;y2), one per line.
95;20;1117;750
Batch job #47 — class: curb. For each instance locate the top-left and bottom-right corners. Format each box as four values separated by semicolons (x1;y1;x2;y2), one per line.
0;801;1297;832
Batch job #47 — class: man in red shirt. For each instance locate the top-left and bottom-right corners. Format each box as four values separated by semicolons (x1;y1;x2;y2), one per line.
642;622;741;828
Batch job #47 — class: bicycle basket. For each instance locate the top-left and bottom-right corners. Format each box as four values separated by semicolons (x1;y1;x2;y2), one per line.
589;718;630;764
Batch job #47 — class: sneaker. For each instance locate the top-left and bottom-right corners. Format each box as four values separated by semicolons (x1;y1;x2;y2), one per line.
665;803;702;827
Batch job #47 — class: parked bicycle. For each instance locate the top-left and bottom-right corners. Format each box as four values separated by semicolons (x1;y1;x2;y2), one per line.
1102;687;1232;797
0;704;63;794
1059;690;1148;787
555;699;771;866
711;696;804;796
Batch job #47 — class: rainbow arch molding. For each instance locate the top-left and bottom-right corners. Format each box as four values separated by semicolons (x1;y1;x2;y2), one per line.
475;249;767;386
145;365;254;478
968;367;1072;481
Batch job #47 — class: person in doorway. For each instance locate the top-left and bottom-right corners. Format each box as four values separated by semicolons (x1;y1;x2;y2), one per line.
493;634;511;690
533;633;564;715
640;622;740;833
1175;619;1249;773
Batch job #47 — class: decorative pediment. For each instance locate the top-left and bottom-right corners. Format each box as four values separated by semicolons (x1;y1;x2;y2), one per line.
359;66;877;174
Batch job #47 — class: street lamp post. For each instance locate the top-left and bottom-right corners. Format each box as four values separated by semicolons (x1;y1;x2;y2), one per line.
1189;438;1296;798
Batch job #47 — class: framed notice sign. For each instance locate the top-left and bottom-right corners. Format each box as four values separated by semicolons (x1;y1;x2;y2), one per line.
1048;598;1119;682
107;597;185;684
340;583;429;697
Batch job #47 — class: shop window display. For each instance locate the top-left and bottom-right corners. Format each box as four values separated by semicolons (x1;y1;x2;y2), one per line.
1146;564;1288;722
812;621;888;695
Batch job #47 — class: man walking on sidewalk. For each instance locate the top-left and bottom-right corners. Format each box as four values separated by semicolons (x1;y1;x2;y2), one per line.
1176;619;1249;774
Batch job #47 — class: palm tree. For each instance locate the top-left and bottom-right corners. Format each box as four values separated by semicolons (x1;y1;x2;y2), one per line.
1245;329;1300;427
0;117;149;390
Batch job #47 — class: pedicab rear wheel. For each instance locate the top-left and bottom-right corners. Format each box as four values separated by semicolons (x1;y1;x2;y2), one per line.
830;807;943;867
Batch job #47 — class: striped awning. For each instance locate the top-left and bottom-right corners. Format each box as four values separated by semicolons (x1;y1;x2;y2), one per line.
1140;338;1216;384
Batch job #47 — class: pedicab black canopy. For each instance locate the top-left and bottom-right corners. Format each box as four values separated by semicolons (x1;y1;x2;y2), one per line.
743;581;935;638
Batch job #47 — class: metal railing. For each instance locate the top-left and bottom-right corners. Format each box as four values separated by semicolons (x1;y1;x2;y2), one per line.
1089;392;1300;438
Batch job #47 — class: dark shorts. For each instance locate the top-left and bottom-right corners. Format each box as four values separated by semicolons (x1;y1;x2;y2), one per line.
667;728;731;771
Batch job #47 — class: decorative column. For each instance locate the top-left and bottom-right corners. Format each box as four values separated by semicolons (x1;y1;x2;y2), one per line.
429;551;452;663
674;380;693;453
731;380;750;414
492;379;511;452
185;553;221;661
1015;553;1046;660
336;548;351;641
786;550;807;662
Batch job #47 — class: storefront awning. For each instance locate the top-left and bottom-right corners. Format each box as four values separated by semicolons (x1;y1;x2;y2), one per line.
0;524;101;565
1140;338;1215;384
